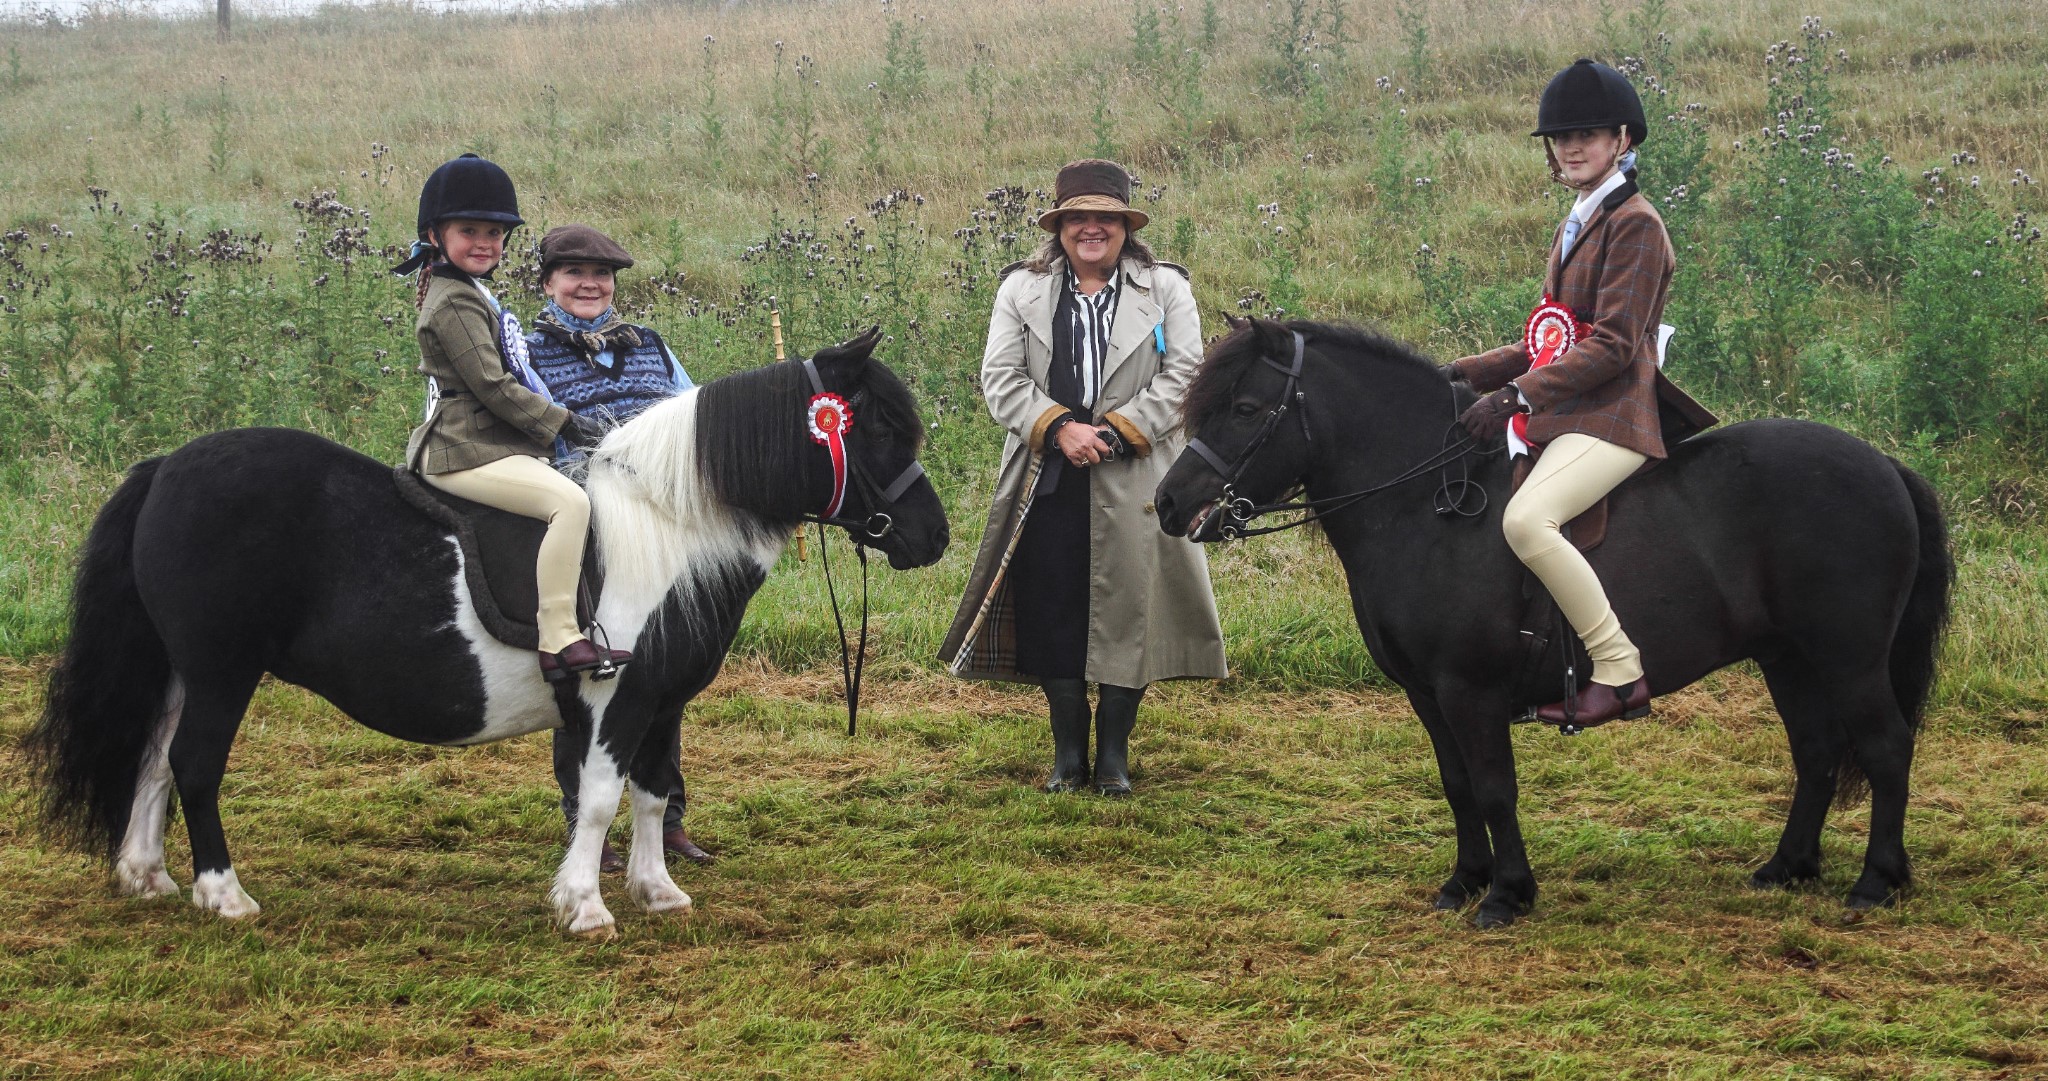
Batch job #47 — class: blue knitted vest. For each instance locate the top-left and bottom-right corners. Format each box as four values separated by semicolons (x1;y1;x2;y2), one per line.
526;324;679;424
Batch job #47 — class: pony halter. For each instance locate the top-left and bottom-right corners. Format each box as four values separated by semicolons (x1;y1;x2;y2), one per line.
799;357;925;541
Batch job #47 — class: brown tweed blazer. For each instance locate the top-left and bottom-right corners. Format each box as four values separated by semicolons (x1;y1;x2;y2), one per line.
1460;179;1688;461
404;267;570;475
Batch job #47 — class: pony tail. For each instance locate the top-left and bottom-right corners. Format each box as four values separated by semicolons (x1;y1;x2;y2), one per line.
27;457;176;858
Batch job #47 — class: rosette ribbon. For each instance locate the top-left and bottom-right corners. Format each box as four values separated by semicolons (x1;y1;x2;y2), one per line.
807;393;855;518
1513;295;1580;447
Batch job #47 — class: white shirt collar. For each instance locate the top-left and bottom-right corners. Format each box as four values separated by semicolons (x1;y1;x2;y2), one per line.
1065;262;1119;302
1570;168;1631;225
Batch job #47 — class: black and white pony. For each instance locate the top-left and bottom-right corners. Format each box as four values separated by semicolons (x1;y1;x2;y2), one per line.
28;330;947;935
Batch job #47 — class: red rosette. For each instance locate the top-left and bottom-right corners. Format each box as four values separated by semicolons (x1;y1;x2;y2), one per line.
1514;296;1581;447
807;393;854;517
807;393;853;445
1523;296;1580;370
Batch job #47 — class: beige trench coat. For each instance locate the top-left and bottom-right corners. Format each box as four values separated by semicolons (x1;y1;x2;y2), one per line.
938;256;1227;688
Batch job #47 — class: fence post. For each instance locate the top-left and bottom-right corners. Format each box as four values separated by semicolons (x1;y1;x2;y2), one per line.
217;0;230;42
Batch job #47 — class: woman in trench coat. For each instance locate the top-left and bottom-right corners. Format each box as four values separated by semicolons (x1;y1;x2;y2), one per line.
939;159;1226;796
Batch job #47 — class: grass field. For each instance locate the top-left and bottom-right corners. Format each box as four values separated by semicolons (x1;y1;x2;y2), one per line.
3;662;2045;1079
2;0;2047;1075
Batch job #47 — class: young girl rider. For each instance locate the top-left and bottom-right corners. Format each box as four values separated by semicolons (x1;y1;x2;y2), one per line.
396;154;629;682
1448;60;1708;730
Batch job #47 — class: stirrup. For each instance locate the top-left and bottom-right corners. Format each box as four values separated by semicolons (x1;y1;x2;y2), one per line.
587;621;622;682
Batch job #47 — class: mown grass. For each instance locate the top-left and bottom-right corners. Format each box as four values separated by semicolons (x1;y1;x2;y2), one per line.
1;662;2043;1078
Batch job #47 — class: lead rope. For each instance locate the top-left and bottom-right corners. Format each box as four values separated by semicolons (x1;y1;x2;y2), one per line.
815;522;872;737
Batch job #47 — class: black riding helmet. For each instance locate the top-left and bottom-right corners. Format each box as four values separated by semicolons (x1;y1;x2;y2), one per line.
392;153;523;275
416;153;523;239
1532;59;1648;148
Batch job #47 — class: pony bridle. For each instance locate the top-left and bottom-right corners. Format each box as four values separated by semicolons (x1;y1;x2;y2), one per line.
799;357;925;542
1184;330;1312;539
1185;330;1485;540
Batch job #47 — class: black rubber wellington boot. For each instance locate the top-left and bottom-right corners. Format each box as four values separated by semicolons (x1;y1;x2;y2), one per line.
1042;678;1092;792
1092;683;1146;797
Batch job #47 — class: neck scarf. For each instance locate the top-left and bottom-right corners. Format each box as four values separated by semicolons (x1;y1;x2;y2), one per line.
535;301;642;360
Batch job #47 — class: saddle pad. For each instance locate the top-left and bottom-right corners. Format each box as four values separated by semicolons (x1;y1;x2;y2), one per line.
391;467;600;651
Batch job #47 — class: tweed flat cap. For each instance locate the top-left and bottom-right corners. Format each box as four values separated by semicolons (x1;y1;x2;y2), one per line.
539;223;635;274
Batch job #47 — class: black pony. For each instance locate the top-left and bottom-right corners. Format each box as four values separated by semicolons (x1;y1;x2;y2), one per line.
1156;318;1950;928
29;331;948;935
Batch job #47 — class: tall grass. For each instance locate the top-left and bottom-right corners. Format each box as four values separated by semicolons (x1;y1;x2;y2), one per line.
0;0;2045;721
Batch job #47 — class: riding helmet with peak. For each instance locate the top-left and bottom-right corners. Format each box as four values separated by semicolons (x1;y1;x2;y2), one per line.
1532;59;1648;148
415;153;524;240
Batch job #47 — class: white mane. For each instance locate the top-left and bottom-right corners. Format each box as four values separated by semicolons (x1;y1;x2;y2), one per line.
582;390;787;646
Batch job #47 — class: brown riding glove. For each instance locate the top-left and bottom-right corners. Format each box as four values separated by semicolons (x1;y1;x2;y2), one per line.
1458;386;1525;444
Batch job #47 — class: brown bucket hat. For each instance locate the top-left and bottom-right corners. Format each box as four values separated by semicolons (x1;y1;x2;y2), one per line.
538;223;635;277
1036;159;1149;232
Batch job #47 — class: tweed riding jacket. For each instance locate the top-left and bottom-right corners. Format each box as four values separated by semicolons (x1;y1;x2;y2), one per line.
405;266;571;474
1460;179;1679;461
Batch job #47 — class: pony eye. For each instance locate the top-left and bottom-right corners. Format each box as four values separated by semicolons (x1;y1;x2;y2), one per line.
1233;402;1260;418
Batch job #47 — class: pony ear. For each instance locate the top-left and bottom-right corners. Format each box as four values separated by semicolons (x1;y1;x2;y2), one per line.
811;325;884;368
1244;316;1295;356
1222;312;1249;332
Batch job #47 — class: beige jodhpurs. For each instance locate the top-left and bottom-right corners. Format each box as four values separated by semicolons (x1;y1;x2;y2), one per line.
424;454;590;654
1502;433;1649;687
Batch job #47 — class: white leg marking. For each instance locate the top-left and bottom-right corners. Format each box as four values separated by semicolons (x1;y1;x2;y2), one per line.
115;677;184;899
626;783;692;916
191;868;261;919
551;747;625;936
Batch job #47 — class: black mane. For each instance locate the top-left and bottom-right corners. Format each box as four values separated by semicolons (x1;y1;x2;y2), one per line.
1183;319;1444;429
695;355;924;521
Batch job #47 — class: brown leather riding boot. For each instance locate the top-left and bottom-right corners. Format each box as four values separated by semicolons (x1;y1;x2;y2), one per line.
663;827;715;864
1536;677;1652;730
540;638;634;683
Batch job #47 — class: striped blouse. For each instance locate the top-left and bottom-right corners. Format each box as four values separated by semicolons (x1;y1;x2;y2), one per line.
1062;266;1120;411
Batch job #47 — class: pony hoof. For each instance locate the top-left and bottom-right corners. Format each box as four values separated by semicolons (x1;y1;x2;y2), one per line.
115;862;180;899
629;880;694;916
1845;886;1902;911
571;921;620;941
1749;864;1820;891
558;897;616;936
1433;878;1485;910
1471;905;1522;930
191;870;261;919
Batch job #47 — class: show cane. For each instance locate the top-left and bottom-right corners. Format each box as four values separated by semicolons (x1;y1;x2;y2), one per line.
775;303;809;564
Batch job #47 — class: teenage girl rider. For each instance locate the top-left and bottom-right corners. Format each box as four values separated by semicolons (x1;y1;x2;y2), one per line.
1447;61;1710;729
395;154;630;681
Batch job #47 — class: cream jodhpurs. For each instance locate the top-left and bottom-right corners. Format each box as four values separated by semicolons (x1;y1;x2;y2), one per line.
1501;433;1649;687
424;455;590;654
